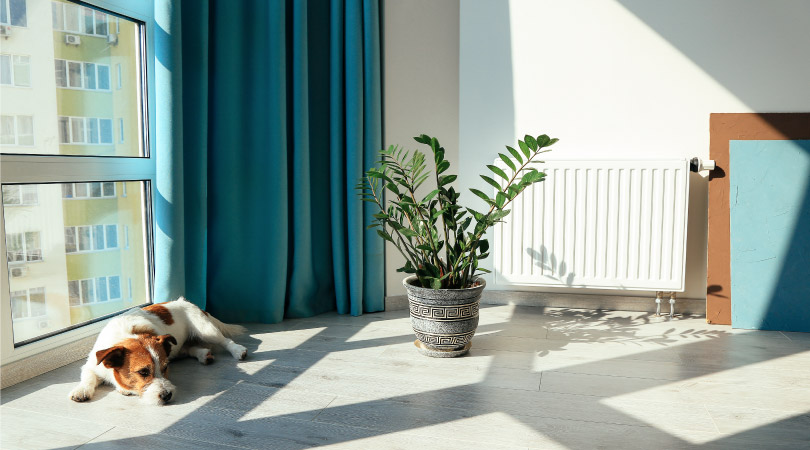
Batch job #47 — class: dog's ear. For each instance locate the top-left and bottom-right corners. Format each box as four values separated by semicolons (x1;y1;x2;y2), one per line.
96;346;127;368
155;334;177;356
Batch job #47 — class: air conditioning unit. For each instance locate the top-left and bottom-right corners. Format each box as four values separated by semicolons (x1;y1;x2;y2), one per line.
107;34;118;45
0;25;11;39
65;34;81;46
10;266;28;278
38;320;50;329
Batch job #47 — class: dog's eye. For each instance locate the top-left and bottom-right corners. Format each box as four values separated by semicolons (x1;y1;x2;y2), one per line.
137;368;150;377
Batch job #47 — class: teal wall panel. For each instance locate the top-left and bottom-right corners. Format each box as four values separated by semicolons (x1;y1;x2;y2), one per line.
730;140;810;332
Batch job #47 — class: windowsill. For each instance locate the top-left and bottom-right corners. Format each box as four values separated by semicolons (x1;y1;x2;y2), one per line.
69;298;124;308
66;248;121;255
56;86;112;93
11;315;48;322
8;260;44;265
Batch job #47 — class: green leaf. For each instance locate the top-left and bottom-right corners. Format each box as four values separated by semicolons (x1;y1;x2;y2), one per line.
518;140;530;157
495;191;507;208
421;189;440;203
439;174;457;186
479;239;490;253
499;153;516;172
506;146;523;164
524;135;538;151
547;138;559;147
480;175;502;191
376;229;394;243
430;278;442;290
414;134;431;145
536;134;550;148
437;160;450;174
487;165;509;180
469;188;493;204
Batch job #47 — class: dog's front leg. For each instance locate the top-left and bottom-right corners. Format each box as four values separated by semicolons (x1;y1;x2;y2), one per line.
68;365;100;402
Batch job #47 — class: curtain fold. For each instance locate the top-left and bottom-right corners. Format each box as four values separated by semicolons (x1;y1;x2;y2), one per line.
171;0;384;323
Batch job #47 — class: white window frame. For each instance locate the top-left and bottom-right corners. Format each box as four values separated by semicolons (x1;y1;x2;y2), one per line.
0;53;31;87
65;223;118;253
1;115;35;147
54;59;111;92
5;230;43;264
0;0;155;366
58;116;114;145
0;0;27;27
52;2;109;37
10;287;47;321
2;184;38;206
62;181;116;199
68;275;123;306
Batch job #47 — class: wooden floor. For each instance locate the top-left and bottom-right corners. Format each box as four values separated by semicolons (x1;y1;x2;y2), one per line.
2;304;810;449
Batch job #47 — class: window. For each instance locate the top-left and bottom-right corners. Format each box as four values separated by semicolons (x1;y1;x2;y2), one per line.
58;117;114;145
68;275;122;305
64;224;118;253
2;1;151;362
5;231;42;263
11;288;46;320
116;64;122;89
2;184;38;206
0;0;26;27
62;182;116;199
0;115;34;146
52;2;109;37
54;59;111;91
118;118;124;143
0;54;30;87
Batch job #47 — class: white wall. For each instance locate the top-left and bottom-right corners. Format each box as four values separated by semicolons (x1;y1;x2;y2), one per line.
384;0;810;300
458;0;810;300
382;0;460;296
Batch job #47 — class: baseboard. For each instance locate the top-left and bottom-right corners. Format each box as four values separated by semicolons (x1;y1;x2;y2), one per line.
1;334;97;389
387;290;706;316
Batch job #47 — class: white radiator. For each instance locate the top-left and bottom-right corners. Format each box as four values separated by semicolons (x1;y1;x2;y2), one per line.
493;159;690;292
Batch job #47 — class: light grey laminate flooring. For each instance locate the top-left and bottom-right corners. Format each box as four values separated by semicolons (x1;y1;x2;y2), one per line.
2;304;810;449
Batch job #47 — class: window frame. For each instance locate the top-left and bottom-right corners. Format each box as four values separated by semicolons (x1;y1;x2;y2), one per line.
64;223;118;253
54;59;112;92
52;1;111;38
10;287;47;321
0;53;31;88
0;115;35;147
0;0;156;364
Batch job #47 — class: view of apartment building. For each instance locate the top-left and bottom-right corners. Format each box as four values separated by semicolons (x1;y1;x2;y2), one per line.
1;0;147;344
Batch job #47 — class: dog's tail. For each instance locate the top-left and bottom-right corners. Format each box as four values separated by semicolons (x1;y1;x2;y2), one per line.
208;314;247;338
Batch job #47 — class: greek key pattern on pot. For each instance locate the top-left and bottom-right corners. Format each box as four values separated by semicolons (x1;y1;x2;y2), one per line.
413;330;475;347
408;301;479;321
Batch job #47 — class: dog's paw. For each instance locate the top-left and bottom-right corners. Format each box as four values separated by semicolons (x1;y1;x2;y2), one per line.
200;351;214;365
69;387;91;402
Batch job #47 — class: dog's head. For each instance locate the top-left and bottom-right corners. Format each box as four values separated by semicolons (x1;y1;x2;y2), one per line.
96;334;177;405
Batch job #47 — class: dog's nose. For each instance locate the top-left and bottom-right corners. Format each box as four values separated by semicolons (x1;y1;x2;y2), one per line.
160;391;173;403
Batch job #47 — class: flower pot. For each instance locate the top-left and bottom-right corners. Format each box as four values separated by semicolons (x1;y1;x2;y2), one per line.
402;276;486;358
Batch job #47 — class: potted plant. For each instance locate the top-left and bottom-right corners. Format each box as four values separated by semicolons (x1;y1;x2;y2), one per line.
359;133;557;357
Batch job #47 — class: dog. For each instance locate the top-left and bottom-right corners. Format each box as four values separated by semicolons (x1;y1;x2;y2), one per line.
68;297;247;405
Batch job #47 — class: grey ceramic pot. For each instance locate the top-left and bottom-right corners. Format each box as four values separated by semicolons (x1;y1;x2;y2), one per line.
402;276;486;358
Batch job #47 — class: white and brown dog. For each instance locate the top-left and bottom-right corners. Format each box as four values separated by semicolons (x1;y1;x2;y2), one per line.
68;297;247;405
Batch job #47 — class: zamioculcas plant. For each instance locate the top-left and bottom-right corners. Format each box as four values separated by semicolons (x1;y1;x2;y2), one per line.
359;133;558;290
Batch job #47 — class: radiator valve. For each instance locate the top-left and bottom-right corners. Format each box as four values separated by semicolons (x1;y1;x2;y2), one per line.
690;157;716;172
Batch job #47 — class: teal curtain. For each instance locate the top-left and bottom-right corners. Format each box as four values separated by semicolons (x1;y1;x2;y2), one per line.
160;0;384;322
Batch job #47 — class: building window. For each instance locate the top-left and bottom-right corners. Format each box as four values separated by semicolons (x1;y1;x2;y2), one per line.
116;63;122;89
0;0;27;27
11;288;46;320
58;116;114;145
0;54;30;87
5;231;42;263
52;2;109;37
68;275;122;306
0;115;34;146
64;224;118;253
2;184;37;206
54;59;111;91
2;2;150;355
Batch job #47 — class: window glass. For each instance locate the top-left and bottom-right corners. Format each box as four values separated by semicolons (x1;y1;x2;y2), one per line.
12;55;29;87
0;55;11;85
0;115;14;144
77;225;91;251
105;224;117;248
83;63;96;90
16;115;33;145
97;65;110;90
9;0;25;27
65;227;76;253
96;277;108;302
109;276;121;299
2;0;145;157
102;182;115;197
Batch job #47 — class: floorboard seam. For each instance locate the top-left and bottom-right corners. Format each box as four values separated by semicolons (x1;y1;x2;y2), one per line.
70;424;116;450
